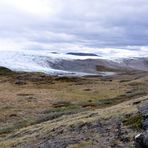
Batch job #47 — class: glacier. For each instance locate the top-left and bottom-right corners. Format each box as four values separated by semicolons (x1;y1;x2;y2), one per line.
0;50;102;75
0;49;148;76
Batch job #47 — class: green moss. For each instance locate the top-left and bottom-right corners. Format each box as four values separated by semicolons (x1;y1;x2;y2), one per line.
0;120;31;135
0;67;14;75
44;104;82;114
123;113;142;130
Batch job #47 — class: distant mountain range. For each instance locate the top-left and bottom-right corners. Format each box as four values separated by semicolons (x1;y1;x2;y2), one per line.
48;57;148;75
0;50;147;76
66;52;99;57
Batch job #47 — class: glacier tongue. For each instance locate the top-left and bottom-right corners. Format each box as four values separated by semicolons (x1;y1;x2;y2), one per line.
0;50;49;72
0;50;102;75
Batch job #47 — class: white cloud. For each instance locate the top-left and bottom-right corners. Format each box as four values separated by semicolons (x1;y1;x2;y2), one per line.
0;0;148;55
0;0;54;16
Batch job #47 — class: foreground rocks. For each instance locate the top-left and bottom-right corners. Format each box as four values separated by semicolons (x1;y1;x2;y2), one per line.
135;131;148;148
21;118;134;148
135;101;148;148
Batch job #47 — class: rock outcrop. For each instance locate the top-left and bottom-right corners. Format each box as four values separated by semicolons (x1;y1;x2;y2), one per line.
135;101;148;148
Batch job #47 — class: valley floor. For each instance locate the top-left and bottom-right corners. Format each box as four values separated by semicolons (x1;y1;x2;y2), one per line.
0;69;148;147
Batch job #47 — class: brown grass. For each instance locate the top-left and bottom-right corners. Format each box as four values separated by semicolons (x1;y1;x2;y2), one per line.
0;71;147;147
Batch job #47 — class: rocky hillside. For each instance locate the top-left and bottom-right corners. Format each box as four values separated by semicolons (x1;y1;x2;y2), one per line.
48;57;148;75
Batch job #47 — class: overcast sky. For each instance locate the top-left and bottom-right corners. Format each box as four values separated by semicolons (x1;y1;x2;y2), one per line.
0;0;148;54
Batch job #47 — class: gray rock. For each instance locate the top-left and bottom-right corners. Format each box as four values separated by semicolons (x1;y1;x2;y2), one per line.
135;102;148;148
143;119;148;130
15;80;26;85
135;131;148;148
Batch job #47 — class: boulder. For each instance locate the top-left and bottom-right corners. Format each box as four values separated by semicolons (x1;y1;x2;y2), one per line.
135;131;148;148
135;102;148;148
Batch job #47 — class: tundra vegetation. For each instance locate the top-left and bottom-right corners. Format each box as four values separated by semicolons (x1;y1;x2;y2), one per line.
0;67;148;147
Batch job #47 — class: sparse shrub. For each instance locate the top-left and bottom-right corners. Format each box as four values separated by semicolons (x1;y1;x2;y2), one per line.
123;113;142;130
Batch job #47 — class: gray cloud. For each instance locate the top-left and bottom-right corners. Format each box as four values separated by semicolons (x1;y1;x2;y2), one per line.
0;0;148;52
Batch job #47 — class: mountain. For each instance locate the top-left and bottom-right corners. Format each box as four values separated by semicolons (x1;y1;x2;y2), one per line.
66;52;99;57
122;57;148;71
